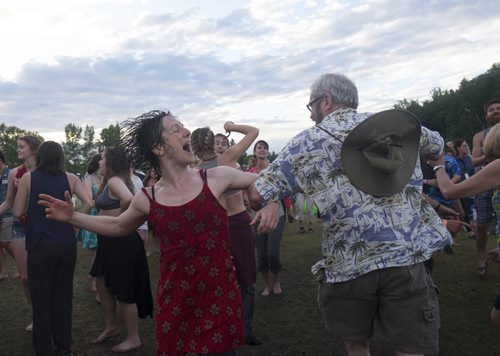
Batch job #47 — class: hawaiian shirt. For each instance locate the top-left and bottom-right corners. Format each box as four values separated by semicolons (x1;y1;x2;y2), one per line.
255;107;453;283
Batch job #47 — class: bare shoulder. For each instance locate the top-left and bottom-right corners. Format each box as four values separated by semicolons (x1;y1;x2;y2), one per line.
8;167;18;178
131;189;151;215
65;172;78;182
472;130;484;143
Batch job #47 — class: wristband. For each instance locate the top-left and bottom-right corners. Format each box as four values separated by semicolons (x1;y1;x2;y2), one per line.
433;165;445;172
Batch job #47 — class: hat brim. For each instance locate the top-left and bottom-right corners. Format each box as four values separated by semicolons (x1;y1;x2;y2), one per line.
341;109;421;197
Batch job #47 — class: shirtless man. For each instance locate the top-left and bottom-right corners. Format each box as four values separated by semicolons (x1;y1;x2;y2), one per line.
471;98;500;276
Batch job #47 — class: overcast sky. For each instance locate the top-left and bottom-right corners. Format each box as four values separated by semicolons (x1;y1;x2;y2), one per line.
1;0;499;153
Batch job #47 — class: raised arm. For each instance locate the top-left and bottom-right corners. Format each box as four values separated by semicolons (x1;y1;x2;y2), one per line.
218;122;259;166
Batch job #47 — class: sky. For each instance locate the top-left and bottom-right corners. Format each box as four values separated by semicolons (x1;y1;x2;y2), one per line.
0;0;499;153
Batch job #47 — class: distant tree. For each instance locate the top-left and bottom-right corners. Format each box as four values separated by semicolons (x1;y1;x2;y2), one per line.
0;124;43;167
81;125;98;163
99;124;121;149
269;151;278;162
62;123;85;174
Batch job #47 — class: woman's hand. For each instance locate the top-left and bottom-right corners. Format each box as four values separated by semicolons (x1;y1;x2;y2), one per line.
223;121;235;133
38;191;74;223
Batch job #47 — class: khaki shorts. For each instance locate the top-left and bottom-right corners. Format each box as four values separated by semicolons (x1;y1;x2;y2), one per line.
0;217;13;242
317;263;439;354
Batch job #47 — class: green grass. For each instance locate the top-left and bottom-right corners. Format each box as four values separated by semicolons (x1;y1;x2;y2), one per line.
1;222;499;355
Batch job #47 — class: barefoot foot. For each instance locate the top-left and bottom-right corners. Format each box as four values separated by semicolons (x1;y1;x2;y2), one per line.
261;287;270;297
91;329;120;344
111;339;141;353
273;283;282;295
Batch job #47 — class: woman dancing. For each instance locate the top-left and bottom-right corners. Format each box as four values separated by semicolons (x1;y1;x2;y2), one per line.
39;110;261;356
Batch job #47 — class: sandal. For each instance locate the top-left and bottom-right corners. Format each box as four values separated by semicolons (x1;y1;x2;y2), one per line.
477;261;488;278
299;226;305;233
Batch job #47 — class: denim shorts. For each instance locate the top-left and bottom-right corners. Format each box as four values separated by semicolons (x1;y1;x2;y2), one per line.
10;218;27;240
0;217;13;242
474;190;495;225
318;263;439;354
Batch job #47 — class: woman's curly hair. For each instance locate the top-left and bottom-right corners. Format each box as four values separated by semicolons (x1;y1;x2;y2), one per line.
120;110;170;177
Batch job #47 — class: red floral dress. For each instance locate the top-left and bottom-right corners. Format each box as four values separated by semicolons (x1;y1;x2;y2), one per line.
143;170;243;356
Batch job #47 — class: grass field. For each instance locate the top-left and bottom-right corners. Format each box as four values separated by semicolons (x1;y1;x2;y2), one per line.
1;221;499;356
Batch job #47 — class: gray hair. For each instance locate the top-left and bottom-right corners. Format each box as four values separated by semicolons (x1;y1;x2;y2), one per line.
310;73;359;109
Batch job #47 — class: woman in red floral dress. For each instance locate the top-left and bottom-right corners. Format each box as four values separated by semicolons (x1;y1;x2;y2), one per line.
39;110;272;356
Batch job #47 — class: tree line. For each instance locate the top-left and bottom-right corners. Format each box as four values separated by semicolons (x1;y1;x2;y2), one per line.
0;123;120;175
2;62;498;174
393;62;500;144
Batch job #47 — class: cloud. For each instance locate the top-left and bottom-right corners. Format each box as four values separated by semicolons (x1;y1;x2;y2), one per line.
0;0;499;153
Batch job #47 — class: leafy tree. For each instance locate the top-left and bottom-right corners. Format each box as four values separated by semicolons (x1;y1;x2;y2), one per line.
62;123;85;174
98;124;121;150
394;62;500;145
81;125;98;164
0;124;43;167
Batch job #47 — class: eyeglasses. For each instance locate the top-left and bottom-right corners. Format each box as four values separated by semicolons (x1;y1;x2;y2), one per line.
306;95;325;112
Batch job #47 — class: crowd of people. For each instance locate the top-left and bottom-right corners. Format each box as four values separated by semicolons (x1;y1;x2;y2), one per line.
0;73;499;356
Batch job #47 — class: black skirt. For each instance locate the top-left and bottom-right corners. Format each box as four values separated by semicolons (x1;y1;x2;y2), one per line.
91;231;153;319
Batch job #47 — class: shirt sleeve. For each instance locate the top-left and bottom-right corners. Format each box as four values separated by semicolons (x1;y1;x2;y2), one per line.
254;136;301;203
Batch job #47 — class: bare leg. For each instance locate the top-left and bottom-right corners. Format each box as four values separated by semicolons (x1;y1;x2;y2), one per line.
3;240;32;330
273;272;282;295
91;277;119;344
110;302;141;352
476;223;488;276
261;272;270;296
89;249;97;292
0;246;8;280
344;340;370;356
6;240;30;302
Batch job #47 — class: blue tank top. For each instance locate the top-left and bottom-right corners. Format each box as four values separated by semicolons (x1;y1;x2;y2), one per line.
26;171;76;250
0;167;12;219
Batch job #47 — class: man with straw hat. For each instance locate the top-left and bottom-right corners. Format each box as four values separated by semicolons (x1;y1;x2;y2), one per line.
248;73;452;356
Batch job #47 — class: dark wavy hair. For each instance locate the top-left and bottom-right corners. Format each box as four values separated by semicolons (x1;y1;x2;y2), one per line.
120;110;169;177
253;140;269;152
453;139;466;153
191;127;215;159
86;153;101;175
98;147;134;195
36;141;65;175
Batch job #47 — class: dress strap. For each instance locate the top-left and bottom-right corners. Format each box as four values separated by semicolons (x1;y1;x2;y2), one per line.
141;186;155;202
198;169;208;184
